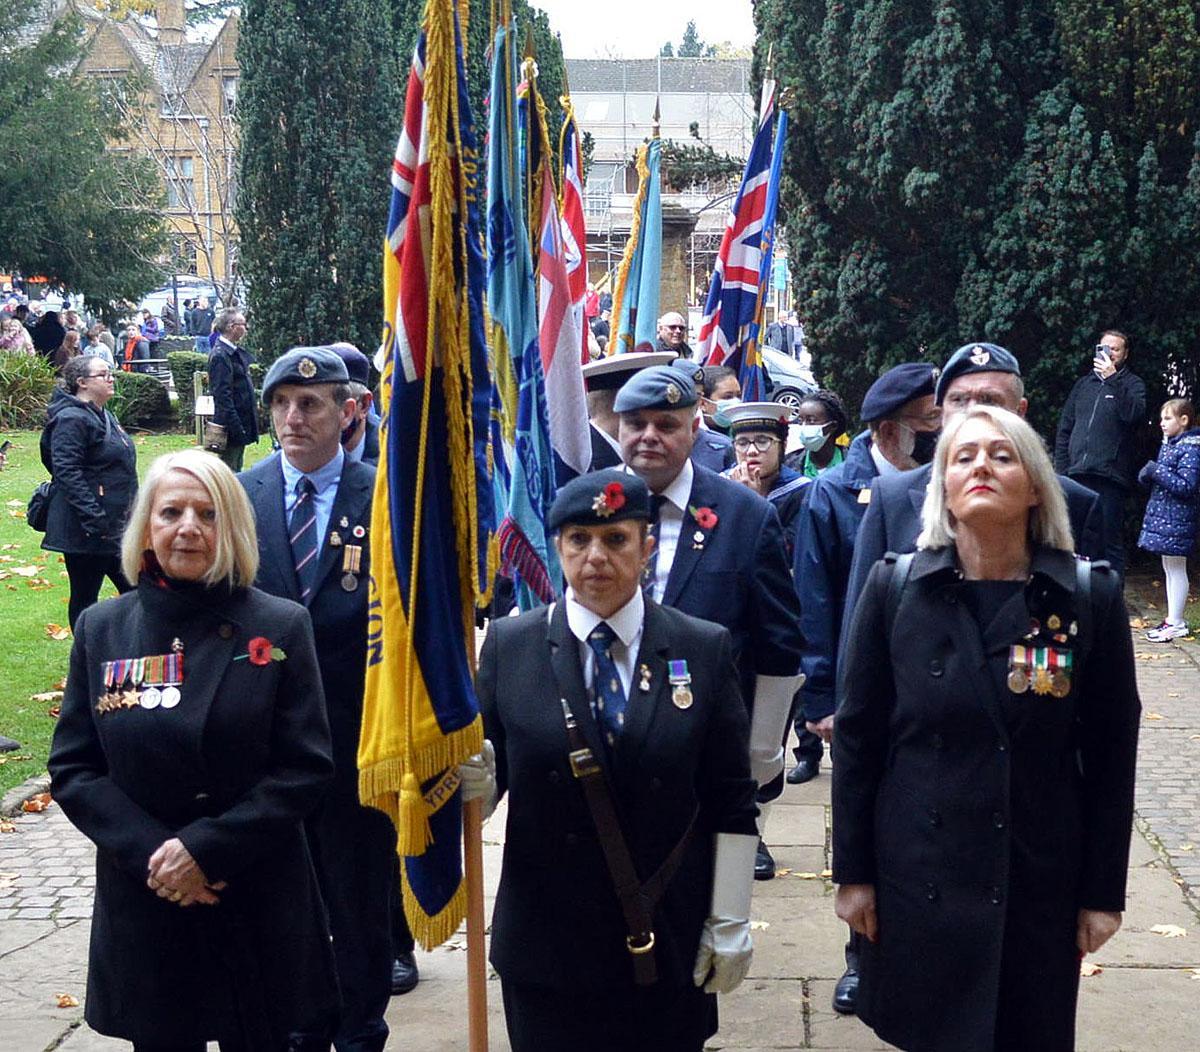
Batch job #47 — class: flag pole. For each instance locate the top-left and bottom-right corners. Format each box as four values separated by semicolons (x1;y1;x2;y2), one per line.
464;797;488;1050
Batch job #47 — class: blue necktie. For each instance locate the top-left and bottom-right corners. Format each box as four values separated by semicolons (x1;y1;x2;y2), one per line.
586;622;627;747
289;476;319;604
641;494;667;596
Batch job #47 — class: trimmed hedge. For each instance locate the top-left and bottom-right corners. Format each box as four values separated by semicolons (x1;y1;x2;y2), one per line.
0;353;56;429
168;351;210;425
110;370;171;429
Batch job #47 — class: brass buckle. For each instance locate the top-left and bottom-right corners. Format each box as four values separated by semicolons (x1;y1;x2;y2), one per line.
626;932;655;955
569;747;601;779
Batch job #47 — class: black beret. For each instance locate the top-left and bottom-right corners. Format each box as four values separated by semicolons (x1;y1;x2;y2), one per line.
613;364;698;413
262;346;350;404
329;342;371;386
581;350;676;392
547;469;652;531
935;343;1020;405
860;363;939;422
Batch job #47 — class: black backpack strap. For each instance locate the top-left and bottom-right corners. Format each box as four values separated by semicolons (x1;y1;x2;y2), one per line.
1072;556;1096;683
885;551;916;642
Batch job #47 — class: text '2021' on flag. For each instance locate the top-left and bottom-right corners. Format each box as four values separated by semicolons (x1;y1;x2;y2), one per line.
358;0;492;950
695;75;788;400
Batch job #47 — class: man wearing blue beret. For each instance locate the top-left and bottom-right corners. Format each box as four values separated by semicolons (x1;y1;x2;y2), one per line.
240;346;398;1050
831;343;1105;1016
614;365;804;881
789;363;940;1014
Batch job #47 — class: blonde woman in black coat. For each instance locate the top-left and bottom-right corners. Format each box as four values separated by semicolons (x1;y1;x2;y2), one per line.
833;406;1140;1052
49;449;338;1051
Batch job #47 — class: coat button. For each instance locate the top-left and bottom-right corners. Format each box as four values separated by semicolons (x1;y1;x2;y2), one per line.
928;808;941;828
929;659;944;677
218;623;233;639
990;886;1003;905
931;733;945;750
926;883;938;902
993;812;1005;830
997;742;1008;753
565;832;579;845
547;770;560;785
650;777;662;791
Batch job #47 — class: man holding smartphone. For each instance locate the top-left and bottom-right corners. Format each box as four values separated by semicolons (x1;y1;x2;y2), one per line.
1055;330;1146;574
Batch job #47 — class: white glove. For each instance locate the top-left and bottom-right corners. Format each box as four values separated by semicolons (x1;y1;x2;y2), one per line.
692;832;757;994
457;739;496;820
749;673;804;788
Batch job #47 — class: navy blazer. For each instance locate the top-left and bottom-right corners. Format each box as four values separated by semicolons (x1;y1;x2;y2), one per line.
360;416;380;466
792;431;878;722
589;422;622;470
690;428;735;473
240;453;375;786
661;464;804;705
842;461;1104;648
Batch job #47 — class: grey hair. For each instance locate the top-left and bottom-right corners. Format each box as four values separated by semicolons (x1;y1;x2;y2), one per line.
917;405;1073;552
213;307;244;335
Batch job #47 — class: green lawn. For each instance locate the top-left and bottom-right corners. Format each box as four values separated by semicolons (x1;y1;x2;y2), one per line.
0;429;272;795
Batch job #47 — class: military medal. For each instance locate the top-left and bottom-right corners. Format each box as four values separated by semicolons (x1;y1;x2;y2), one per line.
159;641;184;708
668;659;693;710
638;663;652;692
342;544;362;591
1006;645;1030;694
1048;648;1073;698
1031;648;1053;695
160;686;181;709
139;686;162;710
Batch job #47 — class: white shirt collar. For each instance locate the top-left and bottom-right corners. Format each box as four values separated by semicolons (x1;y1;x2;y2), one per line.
218;335;238;352
564;587;644;649
657;457;695;513
869;442;900;478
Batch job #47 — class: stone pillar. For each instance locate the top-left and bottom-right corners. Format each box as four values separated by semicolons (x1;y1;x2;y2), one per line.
659;200;698;316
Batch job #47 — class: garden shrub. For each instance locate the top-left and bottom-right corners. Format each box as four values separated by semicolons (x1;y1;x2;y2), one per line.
0;353;56;429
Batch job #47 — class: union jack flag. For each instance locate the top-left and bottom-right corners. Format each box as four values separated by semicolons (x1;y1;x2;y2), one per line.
559;98;588;361
695;80;787;399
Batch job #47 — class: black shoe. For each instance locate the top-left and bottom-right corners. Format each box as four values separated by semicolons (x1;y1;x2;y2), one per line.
0;735;19;753
754;839;776;881
786;757;820;785
833;967;859;1015
391;951;419;995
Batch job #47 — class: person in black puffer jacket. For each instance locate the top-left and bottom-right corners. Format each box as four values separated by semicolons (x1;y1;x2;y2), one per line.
40;357;138;628
1137;397;1200;642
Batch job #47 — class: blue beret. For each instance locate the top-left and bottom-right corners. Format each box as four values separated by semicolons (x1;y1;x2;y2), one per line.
613;364;698;413
669;357;705;387
860;363;939;422
262;346;350;404
547;469;652;531
329;342;371;386
935;342;1020;405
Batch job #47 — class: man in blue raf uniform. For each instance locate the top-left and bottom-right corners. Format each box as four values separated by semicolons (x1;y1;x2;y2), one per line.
240;347;395;1051
615;365;804;881
790;363;939;1017
835;343;1105;1018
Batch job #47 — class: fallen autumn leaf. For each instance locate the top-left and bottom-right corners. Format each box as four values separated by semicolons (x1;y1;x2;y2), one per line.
1150;924;1187;938
45;623;71;641
55;993;79;1009
1080;960;1102;977
21;793;52;813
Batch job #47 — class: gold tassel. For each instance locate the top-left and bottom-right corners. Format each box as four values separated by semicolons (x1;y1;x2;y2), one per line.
397;770;434;855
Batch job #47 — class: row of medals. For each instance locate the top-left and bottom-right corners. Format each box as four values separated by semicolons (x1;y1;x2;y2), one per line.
1008;611;1075;699
1007;659;1072;699
96;639;184;714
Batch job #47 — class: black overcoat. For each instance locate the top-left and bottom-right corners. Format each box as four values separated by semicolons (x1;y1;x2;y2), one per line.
832;547;1140;1052
40;388;137;557
207;339;259;448
478;600;758;996
48;580;338;1046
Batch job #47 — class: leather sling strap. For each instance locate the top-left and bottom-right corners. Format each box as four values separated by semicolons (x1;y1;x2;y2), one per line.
559;694;698;986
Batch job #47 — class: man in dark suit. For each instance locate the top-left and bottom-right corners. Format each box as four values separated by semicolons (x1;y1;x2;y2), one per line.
206;307;258;472
580;350;676;470
240;346;395;1051
833;341;1105;1017
615;365;804;880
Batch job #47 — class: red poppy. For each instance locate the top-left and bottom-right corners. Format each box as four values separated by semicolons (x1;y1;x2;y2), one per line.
693;506;718;530
603;481;626;511
247;637;274;666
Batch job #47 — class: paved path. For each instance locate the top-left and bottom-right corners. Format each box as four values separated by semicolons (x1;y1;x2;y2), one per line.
3;623;1199;1050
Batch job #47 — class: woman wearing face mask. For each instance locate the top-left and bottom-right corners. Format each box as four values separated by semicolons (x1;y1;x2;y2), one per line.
723;403;810;561
785;390;849;478
698;367;742;434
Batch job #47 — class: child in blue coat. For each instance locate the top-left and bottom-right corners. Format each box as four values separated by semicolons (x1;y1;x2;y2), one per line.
1138;398;1200;640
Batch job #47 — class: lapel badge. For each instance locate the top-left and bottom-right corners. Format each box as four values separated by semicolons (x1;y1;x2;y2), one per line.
339;515;350;528
668;659;693;710
352;524;366;539
638;663;652;692
330;531;343;547
1047;614;1062;631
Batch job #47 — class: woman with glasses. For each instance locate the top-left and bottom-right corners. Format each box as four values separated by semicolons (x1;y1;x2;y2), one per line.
723;402;810;560
40;356;137;628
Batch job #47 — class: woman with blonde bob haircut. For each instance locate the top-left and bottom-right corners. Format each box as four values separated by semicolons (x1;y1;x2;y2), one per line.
120;448;259;588
50;450;340;1051
832;404;1141;1052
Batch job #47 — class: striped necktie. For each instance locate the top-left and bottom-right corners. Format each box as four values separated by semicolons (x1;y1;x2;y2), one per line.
641;494;667;596
289;476;319;604
586;622;627;747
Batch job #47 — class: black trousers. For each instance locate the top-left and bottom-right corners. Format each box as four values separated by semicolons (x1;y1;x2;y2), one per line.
304;785;394;1052
133;1041;260;1052
1072;473;1128;575
64;553;132;630
391;855;415;957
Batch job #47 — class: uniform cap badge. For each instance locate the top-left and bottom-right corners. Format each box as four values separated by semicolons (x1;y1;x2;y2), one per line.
664;383;681;404
969;346;990;367
298;357;317;378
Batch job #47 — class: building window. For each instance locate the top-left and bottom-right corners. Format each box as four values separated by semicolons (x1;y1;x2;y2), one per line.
167;157;195;209
222;76;238;116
